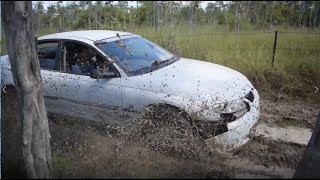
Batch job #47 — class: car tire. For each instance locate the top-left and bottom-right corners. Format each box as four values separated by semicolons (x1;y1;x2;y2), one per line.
141;104;201;140
130;105;209;159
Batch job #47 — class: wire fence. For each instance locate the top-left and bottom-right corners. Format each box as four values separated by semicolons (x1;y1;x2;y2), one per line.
145;31;274;38
143;31;320;68
1;31;320;69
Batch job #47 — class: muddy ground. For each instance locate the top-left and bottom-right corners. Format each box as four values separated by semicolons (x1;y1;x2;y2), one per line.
2;87;319;178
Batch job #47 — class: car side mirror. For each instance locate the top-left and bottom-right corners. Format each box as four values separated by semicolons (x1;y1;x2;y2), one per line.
90;69;116;79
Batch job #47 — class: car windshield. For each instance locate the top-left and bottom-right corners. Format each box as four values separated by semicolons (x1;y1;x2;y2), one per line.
96;36;177;76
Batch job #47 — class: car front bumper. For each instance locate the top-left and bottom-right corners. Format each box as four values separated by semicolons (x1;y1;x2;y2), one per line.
204;89;260;152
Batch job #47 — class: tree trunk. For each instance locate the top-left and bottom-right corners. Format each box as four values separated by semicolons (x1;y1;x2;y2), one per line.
69;13;71;31
95;13;98;30
36;13;40;31
299;2;304;28
154;1;159;33
189;2;194;34
124;11;126;28
314;9;318;29
49;17;53;32
164;2;168;27
314;2;318;29
89;17;91;29
153;2;156;27
156;2;159;33
238;8;240;31
59;15;62;32
115;9;118;27
95;6;98;30
234;2;237;31
269;2;274;30
105;12;108;28
1;1;52;178
225;13;229;30
98;8;102;29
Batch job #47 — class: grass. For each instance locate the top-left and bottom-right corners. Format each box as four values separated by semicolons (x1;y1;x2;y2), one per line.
1;24;320;100
129;25;320;99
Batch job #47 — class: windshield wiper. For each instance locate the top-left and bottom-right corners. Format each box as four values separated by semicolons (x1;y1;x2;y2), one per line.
165;56;176;63
149;56;176;72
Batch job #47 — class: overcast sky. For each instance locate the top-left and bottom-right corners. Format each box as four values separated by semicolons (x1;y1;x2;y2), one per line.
36;1;211;10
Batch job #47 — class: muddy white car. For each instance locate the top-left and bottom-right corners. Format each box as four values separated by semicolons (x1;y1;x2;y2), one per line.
1;30;259;151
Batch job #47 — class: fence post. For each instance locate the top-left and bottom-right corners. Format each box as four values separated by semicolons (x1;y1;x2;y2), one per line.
272;31;278;67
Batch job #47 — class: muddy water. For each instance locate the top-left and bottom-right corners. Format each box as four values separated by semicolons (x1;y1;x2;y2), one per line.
255;123;312;145
259;98;319;129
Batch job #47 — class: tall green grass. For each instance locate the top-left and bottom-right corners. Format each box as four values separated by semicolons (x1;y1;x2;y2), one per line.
130;25;320;99
1;24;320;100
130;25;320;74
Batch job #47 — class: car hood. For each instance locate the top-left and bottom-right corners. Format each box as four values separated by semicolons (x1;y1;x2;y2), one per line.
124;58;253;102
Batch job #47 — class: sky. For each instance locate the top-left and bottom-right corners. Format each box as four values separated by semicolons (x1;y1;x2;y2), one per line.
37;1;212;10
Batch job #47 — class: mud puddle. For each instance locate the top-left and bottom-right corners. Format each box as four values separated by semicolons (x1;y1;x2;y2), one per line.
232;136;306;169
259;98;319;129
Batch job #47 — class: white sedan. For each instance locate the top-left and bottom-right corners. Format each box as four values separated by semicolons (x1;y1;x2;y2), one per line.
1;30;260;151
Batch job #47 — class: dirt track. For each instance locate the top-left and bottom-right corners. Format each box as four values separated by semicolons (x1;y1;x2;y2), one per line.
2;87;319;178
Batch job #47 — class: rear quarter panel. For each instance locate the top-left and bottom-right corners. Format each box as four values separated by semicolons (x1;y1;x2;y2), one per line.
1;55;14;88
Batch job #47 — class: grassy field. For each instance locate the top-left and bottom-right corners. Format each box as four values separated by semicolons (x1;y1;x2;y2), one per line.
132;25;320;99
1;24;320;100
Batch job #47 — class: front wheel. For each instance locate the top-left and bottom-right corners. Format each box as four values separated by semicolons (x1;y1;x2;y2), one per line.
130;105;211;159
141;105;201;140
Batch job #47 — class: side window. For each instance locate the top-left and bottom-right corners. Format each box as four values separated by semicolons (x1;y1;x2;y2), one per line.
38;42;59;70
64;42;118;78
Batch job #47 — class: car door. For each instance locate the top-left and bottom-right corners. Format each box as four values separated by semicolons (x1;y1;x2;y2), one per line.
58;40;122;108
38;40;62;98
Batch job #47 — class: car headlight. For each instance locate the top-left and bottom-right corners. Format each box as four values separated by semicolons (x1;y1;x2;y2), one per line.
212;99;247;113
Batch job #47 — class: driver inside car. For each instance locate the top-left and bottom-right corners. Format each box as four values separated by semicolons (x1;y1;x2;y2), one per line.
72;47;98;76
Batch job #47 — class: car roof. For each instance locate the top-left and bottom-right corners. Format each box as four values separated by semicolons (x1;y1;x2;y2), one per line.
38;30;133;42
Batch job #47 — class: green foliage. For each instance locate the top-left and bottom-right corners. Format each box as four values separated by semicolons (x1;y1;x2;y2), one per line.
239;16;253;31
28;1;320;33
135;3;148;25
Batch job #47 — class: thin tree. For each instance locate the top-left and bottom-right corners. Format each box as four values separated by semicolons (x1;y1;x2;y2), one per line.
234;1;238;31
314;1;319;29
47;5;56;32
1;1;52;178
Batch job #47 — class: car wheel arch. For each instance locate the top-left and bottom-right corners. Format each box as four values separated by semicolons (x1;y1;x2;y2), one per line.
143;103;193;121
1;85;15;95
1;83;15;90
141;102;203;139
